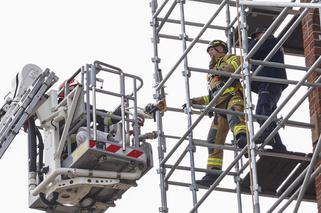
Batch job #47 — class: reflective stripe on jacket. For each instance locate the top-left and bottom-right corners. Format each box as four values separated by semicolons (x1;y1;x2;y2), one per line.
207;54;241;92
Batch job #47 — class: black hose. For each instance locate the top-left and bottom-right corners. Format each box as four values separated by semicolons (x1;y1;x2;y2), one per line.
28;118;37;173
35;128;60;208
39;192;60;207
35;127;44;183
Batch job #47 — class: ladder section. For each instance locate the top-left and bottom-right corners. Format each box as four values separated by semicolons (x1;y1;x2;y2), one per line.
0;65;58;159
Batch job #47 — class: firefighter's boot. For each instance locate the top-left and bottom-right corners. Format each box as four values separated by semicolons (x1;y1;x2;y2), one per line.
196;172;220;187
267;130;287;151
236;133;247;148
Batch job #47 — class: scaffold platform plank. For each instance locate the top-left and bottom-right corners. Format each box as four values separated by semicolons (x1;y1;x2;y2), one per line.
277;154;315;201
235;7;303;56
241;150;315;201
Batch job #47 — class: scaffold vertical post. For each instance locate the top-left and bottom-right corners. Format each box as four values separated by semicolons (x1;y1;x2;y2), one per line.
239;4;261;213
178;0;199;210
150;0;168;212
227;2;243;212
234;143;243;213
225;0;232;53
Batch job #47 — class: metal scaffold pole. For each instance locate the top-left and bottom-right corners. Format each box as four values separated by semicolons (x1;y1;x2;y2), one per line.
178;0;199;210
238;3;260;212
150;1;169;212
226;1;243;212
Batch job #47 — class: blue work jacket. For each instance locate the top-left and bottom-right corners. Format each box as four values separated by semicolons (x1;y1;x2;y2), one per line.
249;36;288;93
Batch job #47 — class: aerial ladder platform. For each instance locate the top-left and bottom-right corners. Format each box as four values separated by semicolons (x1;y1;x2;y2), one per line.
0;61;154;213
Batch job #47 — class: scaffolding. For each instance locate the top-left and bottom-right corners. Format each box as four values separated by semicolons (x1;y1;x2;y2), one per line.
150;0;321;212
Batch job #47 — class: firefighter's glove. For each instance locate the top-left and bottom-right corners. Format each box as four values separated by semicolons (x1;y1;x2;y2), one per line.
144;103;158;122
145;103;157;114
156;99;167;113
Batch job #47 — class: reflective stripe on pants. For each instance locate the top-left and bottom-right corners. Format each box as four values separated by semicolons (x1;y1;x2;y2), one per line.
206;91;247;170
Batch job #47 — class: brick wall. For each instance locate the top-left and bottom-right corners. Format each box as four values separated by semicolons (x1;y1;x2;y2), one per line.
301;1;321;211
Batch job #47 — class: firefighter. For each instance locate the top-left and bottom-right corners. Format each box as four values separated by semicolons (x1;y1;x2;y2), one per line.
58;79;125;159
58;79;122;132
189;40;248;187
249;27;287;151
58;79;80;102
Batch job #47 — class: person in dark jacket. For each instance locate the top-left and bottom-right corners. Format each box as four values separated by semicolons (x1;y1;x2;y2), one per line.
249;27;287;151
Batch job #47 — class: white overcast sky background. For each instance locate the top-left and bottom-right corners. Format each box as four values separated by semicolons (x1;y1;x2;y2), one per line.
0;0;318;212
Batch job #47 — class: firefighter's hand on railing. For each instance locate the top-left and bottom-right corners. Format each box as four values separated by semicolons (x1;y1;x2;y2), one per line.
144;103;158;122
144;99;167;122
145;103;157;114
138;131;158;141
156;99;167;113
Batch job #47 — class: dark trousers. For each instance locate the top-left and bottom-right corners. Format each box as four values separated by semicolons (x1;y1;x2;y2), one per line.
255;83;286;150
